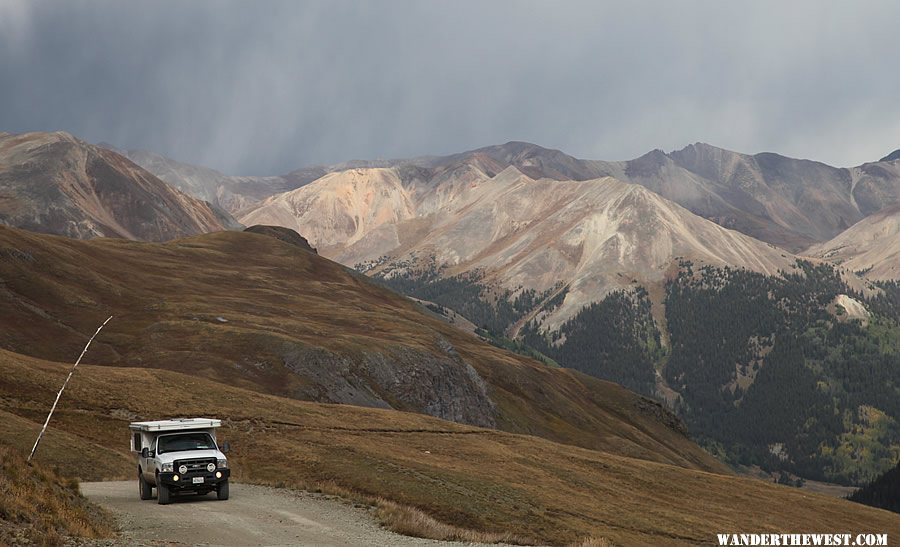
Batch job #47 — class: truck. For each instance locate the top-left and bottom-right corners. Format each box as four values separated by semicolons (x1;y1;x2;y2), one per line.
129;418;231;505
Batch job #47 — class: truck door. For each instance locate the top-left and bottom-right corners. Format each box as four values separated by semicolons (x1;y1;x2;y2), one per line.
148;437;158;476
140;436;156;481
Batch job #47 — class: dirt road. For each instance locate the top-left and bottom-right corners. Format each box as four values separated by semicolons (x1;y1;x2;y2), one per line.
80;481;466;546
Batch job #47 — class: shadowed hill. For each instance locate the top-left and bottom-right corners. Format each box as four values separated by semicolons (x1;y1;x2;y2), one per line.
243;224;317;253
0;225;721;472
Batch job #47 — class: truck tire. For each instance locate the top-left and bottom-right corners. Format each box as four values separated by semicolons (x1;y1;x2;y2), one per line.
216;479;229;501
139;471;152;500
157;479;171;505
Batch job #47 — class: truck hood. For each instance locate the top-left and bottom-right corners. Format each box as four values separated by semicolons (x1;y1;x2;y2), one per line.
156;449;225;464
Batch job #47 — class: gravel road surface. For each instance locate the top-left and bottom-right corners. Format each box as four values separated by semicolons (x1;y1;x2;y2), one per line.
80;481;469;546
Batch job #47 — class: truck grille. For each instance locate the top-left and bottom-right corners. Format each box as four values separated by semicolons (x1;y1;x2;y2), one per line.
174;458;216;474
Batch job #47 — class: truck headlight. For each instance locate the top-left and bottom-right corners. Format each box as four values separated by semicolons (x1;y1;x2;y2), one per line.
217;459;228;469
206;463;216;472
179;465;189;475
161;462;173;473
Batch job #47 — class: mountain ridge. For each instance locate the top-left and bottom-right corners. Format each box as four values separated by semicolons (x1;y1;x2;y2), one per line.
125;139;900;253
806;203;900;279
0;131;237;241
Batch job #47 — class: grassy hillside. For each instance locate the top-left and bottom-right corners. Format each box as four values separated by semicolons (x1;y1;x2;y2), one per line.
0;444;114;546
0;225;722;473
2;351;898;545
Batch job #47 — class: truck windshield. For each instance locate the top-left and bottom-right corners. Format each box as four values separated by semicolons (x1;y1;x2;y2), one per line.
157;432;216;454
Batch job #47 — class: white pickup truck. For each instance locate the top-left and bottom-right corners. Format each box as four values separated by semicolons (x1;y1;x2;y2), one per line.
129;418;231;505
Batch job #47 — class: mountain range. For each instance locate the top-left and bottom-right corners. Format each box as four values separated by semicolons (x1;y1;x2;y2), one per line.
115;136;900;488
183;139;900;252
113;139;900;250
121;138;900;272
3;129;899;490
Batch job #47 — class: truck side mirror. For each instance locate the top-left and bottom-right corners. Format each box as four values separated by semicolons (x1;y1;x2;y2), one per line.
221;441;230;454
141;447;149;458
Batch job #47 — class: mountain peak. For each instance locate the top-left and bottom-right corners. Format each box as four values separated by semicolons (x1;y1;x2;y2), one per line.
493;164;531;181
472;141;561;161
675;142;719;153
669;141;740;159
880;149;900;162
624;148;671;177
35;130;80;145
0;130;232;241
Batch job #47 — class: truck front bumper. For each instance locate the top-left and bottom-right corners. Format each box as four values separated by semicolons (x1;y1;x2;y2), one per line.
158;468;230;490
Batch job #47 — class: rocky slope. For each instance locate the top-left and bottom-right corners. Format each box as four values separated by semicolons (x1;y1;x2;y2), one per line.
240;164;796;329
519;141;900;251
0;132;235;241
569;143;900;251
806;203;900;280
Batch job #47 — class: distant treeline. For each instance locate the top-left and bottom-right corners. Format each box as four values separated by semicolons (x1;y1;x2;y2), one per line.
663;261;900;484
521;287;661;396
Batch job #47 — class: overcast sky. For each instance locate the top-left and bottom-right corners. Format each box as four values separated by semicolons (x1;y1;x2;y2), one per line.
2;0;899;175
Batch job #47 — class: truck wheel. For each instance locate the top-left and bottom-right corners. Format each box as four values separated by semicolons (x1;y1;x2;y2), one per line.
216;480;229;501
139;471;152;500
157;480;171;505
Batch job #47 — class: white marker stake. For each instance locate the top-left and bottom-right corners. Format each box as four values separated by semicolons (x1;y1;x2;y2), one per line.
27;316;113;463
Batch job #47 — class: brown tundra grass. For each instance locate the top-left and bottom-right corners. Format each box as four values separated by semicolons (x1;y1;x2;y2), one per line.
0;444;114;545
375;497;534;544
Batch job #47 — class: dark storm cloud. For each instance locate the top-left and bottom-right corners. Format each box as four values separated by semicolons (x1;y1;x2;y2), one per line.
2;0;899;174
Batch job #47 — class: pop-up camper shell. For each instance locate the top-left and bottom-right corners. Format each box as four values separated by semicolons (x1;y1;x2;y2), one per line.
129;418;221;452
